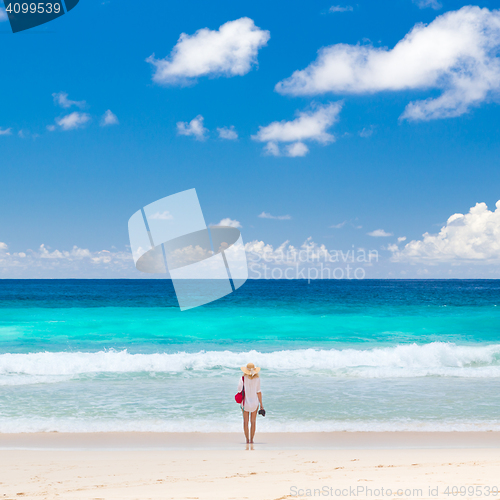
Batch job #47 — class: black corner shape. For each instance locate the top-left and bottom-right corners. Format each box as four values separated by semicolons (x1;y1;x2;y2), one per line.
5;0;80;33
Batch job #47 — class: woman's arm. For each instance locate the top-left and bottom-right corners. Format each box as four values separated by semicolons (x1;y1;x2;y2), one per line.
257;391;263;409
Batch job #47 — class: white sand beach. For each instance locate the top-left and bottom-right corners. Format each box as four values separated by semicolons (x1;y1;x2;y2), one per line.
0;432;499;500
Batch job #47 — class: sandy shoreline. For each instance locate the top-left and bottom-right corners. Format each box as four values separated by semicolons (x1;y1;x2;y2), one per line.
0;431;500;450
1;434;499;499
1;448;499;500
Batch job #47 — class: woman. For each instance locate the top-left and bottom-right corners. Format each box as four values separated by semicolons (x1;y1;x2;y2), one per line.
237;362;264;444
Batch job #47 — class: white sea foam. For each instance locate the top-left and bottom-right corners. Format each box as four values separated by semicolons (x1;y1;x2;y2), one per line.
0;342;499;381
0;417;499;433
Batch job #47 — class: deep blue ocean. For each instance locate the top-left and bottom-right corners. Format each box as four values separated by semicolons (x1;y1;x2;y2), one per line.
0;279;499;432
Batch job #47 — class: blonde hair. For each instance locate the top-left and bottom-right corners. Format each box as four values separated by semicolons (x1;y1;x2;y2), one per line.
245;373;259;379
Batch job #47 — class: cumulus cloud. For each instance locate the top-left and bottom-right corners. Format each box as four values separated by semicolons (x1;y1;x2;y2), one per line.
0;238;379;279
252;102;342;156
216;218;242;228
258;212;292;220
285;142;309;157
176;115;208;140
329;5;353;12
217;126;238;140
149;211;174;220
263;141;280;156
52;92;86;109
147;17;270;86
55;112;91;131
100;110;119;126
0;244;134;278
244;237;378;279
165;245;214;270
413;0;441;9
0;127;12;136
390;201;500;262
368;229;393;237
39;244;91;260
244;239;307;265
275;7;500;121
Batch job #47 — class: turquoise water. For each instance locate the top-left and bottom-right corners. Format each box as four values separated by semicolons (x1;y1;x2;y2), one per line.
0;279;499;432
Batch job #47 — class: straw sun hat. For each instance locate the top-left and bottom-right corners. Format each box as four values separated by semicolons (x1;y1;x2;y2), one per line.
241;362;260;377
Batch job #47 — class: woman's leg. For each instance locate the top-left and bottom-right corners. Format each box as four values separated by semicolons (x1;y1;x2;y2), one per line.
243;410;250;443
250;409;258;443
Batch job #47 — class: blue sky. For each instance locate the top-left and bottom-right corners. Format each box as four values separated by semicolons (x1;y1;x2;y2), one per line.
1;0;500;278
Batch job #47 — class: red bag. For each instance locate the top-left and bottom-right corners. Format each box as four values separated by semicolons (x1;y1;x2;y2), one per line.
235;375;245;404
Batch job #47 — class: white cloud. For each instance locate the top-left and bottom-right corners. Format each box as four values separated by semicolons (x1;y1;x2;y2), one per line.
329;5;353;12
52;92;86;109
0;244;134;278
100;110;119;126
0;8;8;21
165;245;213;270
39;244;91;260
0;127;12;136
147;17;270;86
368;229;393;237
252;102;342;156
3;227;500;278
176;115;208;140
0;238;373;278
216;218;242;228
149;211;174;220
263;141;280;156
17;130;39;139
217;126;238;140
285;142;309;157
275;7;500;121
397;236;407;243
55;112;91;131
46;125;56;132
413;0;441;9
331;218;363;229
244;237;378;277
390;201;500;262
258;212;292;220
359;126;374;138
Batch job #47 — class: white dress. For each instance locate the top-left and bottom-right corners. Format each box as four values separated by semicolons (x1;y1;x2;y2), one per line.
237;375;261;413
